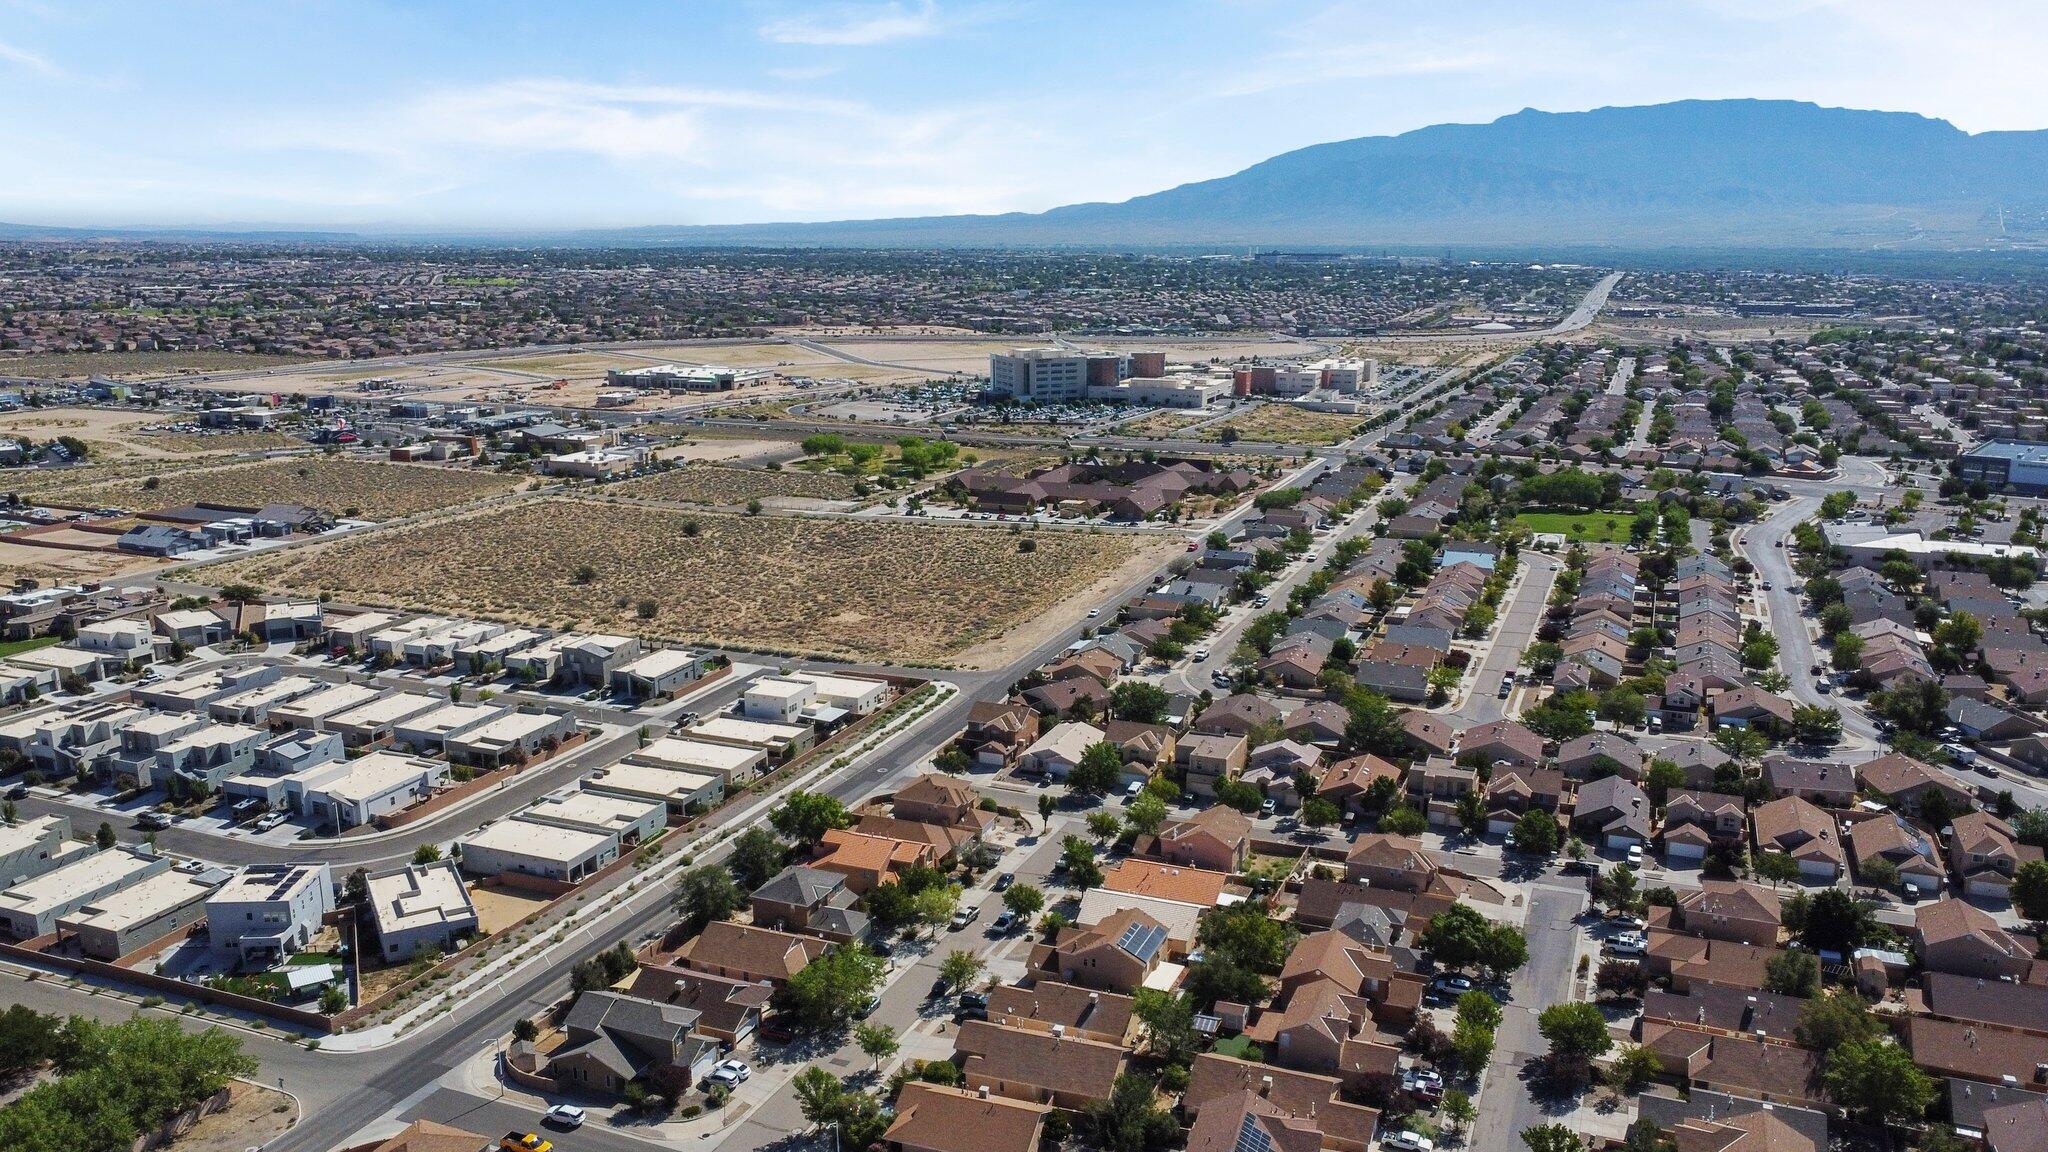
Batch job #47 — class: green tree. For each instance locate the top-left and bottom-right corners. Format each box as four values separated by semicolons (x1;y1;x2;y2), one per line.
1441;1090;1476;1139
1109;682;1170;724
1752;851;1800;889
1003;883;1046;921
1037;793;1056;830
672;864;742;933
1301;796;1341;832
855;1022;899;1071
1061;835;1104;888
1822;1039;1938;1126
0;1006;63;1072
410;841;440;864
1132;989;1203;1066
777;945;886;1030
913;883;961;937
1522;1123;1585;1152
1513;809;1561;854
1127;793;1169;837
1763;950;1819;998
1795;989;1880;1050
770;791;851;845
1086;1073;1179;1152
1457;989;1503;1031
1379;805;1428;836
1538;1002;1613;1064
1610;1044;1661;1093
1198;901;1298;974
2012;858;2048;922
1478;924;1531;981
1644;759;1686;807
95;822;116;850
1417;903;1491;971
792;1066;845;1130
1070;742;1125;796
1087;810;1123;840
939;949;985;992
1452;1018;1495;1074
728;827;787;891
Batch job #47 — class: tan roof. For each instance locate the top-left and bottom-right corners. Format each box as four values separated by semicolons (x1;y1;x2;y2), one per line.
895;773;978;811
885;1082;1048;1152
1908;1015;2048;1081
1100;858;1228;906
368;1121;489;1152
1751;796;1842;864
1345;833;1436;876
1915;898;2029;959
1184;1054;1380;1149
986;981;1135;1042
1678;880;1782;927
953;1019;1126;1102
1185;1090;1322;1152
1674;1109;1819;1152
1161;805;1252;848
673;921;825;981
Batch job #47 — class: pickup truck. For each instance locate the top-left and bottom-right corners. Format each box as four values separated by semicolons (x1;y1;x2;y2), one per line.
502;1134;552;1152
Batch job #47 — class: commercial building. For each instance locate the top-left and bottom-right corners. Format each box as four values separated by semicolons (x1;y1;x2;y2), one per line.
205;863;335;962
1957;440;2048;494
459;819;616;883
363;861;478;963
57;865;225;960
988;349;1092;404
604;364;771;392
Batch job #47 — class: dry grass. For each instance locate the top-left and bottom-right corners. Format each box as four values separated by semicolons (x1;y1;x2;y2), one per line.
56;458;522;520
1196;404;1365;445
135;430;303;454
1118;410;1209;438
211;497;1167;664
0;351;312;379
609;465;861;505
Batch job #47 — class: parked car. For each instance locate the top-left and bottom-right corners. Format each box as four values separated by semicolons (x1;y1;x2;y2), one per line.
136;811;173;830
993;872;1015;892
542;1105;585;1129
1192;648;1211;662
949;906;981;930
252;811;288;833
1607;932;1647;957
1260;796;1277;816
1626;844;1644;868
708;1059;750;1088
1384;1131;1434;1151
989;911;1017;934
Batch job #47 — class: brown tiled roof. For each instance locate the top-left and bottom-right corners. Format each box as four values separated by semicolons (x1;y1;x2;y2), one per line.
1915;899;2030;962
953;1019;1126;1103
986;981;1135;1042
1185;1091;1322;1152
1101;859;1228;906
1983;1094;2048;1152
885;1082;1048;1152
895;773;978;811
673;921;825;981
1184;1054;1381;1149
1678;880;1782;929
368;1122;490;1152
1751;796;1843;866
1908;1015;2048;1082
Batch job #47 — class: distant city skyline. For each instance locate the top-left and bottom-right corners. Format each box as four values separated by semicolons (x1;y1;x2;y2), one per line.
3;0;2045;229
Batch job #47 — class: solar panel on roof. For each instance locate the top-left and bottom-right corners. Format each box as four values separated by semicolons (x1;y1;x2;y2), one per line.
1117;920;1167;964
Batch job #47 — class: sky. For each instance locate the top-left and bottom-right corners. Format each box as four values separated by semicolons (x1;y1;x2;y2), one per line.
2;0;2046;230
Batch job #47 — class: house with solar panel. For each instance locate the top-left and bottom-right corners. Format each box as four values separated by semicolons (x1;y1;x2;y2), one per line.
1029;906;1177;994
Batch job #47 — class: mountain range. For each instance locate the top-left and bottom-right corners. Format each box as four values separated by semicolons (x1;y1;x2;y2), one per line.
7;100;2047;251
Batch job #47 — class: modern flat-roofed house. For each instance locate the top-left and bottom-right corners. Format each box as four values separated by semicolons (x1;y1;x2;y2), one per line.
72;619;154;663
154;606;231;647
455;627;543;675
58;865;224;959
685;715;814;760
391;702;505;755
269;682;384;731
364;861;478;963
0;814;91;885
608;648;705;702
205;863;334;962
520;790;666;845
0;661;59;706
784;671;891;716
207;675;322;726
0;701;145;780
630;735;766;782
325;692;443;748
584;761;724;816
559;634;641;687
136;721;265;793
742;676;814;723
324;611;399;654
132;663;282;713
444;709;576;769
460;818;616;883
294;751;448;831
0;847;167;940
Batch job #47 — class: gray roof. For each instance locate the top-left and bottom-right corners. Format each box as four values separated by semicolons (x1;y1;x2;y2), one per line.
556;990;707;1081
754;865;845;908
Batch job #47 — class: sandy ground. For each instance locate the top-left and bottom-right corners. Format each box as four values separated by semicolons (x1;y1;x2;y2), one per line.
470;884;555;936
0;538;160;583
649;437;802;466
0;407;298;461
165;1081;297;1152
950;536;1177;669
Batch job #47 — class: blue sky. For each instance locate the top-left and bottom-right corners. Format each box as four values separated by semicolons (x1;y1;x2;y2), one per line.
2;0;2043;229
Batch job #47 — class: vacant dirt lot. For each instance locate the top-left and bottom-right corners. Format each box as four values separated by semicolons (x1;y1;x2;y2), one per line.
0;351;312;379
1197;404;1365;445
211;497;1169;665
609;465;861;506
60;458;524;520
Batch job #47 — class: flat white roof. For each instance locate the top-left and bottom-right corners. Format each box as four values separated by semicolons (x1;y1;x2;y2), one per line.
632;736;764;773
11;646;103;673
688;715;808;746
366;862;474;934
274;682;383;721
128;710;206;739
213;675;320;713
744;677;813;703
60;868;218;934
328;611;397;637
160;722;261;755
307;751;441;805
451;710;564;747
590;761;722;801
524;791;664;834
0;814;66;857
615;648;699;678
156;608;224;631
326;692;441;730
0;849;159;918
465;819;612;864
396;702;503;739
786;671;890;700
208;863;327;905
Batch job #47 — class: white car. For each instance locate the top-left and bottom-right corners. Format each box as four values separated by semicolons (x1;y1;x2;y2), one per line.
543;1105;585;1129
1383;1132;1434;1152
252;812;288;833
709;1059;751;1087
1608;932;1648;957
1626;845;1644;868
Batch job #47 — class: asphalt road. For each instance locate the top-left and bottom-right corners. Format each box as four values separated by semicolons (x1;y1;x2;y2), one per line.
1458;554;1562;725
1470;882;1590;1150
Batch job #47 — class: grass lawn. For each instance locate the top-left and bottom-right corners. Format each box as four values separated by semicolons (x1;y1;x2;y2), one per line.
1211;1035;1263;1061
0;635;61;659
1515;510;1635;543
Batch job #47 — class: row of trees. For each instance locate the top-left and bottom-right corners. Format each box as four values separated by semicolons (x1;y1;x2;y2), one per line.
0;1011;257;1152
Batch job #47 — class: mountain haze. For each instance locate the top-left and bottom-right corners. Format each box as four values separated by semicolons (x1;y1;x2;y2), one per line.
607;100;2048;250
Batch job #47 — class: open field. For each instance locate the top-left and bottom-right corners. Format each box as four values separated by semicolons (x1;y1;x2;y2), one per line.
469;351;654;377
0;407;304;461
0;350;314;379
1195;404;1365;445
470;882;555;935
608;464;861;506
211;496;1172;665
1117;410;1210;438
0;538;160;584
1514;510;1634;543
59;457;525;520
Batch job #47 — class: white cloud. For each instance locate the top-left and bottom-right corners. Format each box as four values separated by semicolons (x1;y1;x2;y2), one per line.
0;36;61;76
759;0;945;46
